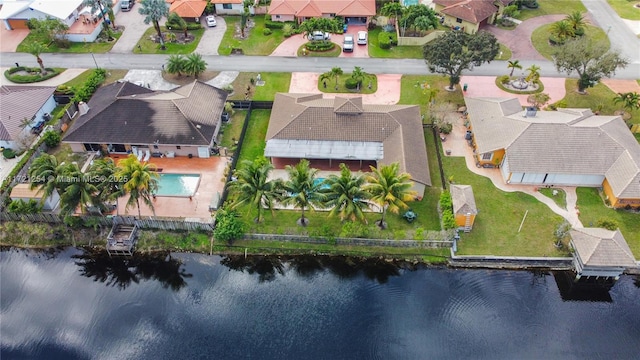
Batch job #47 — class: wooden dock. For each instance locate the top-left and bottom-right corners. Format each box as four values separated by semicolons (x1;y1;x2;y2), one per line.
106;224;139;256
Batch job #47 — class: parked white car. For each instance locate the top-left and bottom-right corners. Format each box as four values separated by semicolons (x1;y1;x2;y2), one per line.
357;31;367;45
206;15;217;27
308;31;331;41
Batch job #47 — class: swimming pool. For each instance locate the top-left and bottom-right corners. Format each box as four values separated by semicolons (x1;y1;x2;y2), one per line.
314;178;329;190
155;173;201;197
401;0;419;6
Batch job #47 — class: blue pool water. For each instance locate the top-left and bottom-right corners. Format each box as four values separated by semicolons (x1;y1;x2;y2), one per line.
314;178;329;190
402;0;419;6
156;173;200;197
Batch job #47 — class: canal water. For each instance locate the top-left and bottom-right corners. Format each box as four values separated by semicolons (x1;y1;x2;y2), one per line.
1;247;639;359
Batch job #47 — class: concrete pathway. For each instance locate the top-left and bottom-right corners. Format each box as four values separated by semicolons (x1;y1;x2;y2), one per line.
483;15;565;61
600;78;640;94
206;71;238;88
0;68;88;86
0;27;29;53
461;75;566;106
122;69;176;90
110;9;166;54
288;72;400;104
194;16;226;56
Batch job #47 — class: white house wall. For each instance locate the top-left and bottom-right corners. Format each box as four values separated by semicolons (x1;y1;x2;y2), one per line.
214;4;243;15
544;173;604;186
65;21;102;42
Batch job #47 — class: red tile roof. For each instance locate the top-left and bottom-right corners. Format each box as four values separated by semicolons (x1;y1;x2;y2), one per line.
269;0;375;17
434;0;504;24
169;0;207;18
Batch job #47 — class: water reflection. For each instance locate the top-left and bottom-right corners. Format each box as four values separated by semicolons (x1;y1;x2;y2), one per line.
72;249;192;291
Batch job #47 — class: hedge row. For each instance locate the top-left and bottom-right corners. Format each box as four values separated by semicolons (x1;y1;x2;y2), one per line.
4;67;63;83
72;68;106;103
305;40;334;51
264;14;296;30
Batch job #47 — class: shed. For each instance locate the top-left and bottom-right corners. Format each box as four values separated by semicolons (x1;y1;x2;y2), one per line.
450;184;477;232
569;227;637;280
10;183;60;211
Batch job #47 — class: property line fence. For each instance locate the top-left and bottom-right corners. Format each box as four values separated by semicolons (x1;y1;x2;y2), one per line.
245;232;455;248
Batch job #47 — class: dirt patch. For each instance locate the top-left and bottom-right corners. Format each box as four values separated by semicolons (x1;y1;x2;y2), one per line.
162;71;219;85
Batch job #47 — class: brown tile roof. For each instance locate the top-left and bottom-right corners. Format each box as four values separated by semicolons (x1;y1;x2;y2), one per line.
266;93;431;186
434;0;499;23
570;228;637;268
63;80;227;147
466;97;640;200
0;85;56;142
268;0;375;17
10;183;45;199
169;0;207;18
450;184;477;215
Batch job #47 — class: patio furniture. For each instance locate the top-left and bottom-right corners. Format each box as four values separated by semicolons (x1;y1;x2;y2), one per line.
143;150;150;162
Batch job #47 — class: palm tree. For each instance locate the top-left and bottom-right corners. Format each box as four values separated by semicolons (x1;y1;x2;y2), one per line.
115;154;159;217
88;158;124;214
26;42;47;75
565;11;588;32
139;0;169;50
613;92;640;115
507;59;522;77
83;0;113;34
183;53;207;78
364;163;416;229
281;159;325;226
165;54;186;76
329;66;343;90
29;154;63;198
525;64;541;83
380;2;404;26
58;162;99;215
319;71;332;89
351;66;365;88
228;158;282;223
322;163;370;223
167;11;188;38
550;20;574;42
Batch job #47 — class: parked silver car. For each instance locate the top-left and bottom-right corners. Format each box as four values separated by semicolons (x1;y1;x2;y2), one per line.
343;34;354;52
308;31;330;41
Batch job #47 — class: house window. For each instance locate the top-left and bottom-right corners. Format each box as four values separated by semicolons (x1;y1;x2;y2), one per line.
275;15;281;19
176;146;181;149
456;18;463;23
223;3;232;9
482;153;492;161
329;13;336;17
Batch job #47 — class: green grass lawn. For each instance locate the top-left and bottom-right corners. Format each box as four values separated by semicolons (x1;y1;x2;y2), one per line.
297;43;342;57
17;31;122;53
539;188;567;209
531;25;609;60
367;28;424;59
607;0;640;20
62;69;93;88
496;43;512;60
218;17;286;55
317;73;377;94
133;27;204;54
399;75;465;116
228;72;291;101
559;79;640;125
518;0;587;21
219;111;246;149
576;187;640;257
237;109;270;164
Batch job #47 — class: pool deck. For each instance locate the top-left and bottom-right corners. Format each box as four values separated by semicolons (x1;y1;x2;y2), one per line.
108;155;229;221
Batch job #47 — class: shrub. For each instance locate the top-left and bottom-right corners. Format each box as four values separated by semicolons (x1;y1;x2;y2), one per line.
42;131;61;148
439;191;453;211
4;67;62;83
214;209;245;244
305;40;334;51
548;35;565;46
3;148;17;159
340;221;370;238
596;219;619;231
442;209;457;230
574;27;585;37
72;68;106;103
345;77;359;89
282;23;293;37
263;28;272;36
499;74;511;84
438;122;453;134
378;31;392;49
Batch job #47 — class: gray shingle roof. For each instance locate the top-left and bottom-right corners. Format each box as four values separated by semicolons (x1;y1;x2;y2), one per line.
450;184;477;215
466;97;640;199
266;93;431;186
63;80;227;146
0;85;56;141
570;228;637;268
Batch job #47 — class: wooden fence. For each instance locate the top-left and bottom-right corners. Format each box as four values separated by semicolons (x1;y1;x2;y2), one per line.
397;30;445;46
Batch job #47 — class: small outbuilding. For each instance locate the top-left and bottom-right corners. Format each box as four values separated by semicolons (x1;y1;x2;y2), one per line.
570;227;637;282
450;184;477;232
9;183;60;211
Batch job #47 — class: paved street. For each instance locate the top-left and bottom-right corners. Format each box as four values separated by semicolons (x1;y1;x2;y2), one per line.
581;0;640;63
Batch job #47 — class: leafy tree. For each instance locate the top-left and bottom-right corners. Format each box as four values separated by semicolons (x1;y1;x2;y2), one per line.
227;158;282;223
42;131;61;148
167;11;188;38
527;93;550;109
502;4;520;19
183;53;207;78
26;17;69;46
298;17;340;37
552;37;628;92
8;199;43;214
613;92;640;114
115;154;159;217
414;15;435;35
554;221;571;248
364;163;416;229
507;59;522;77
565;11;588;32
400;4;437;35
525;64;541;83
83;0;114;36
139;0;169;50
214;209;245;243
166;54;187;76
380;2;404;26
322;163;370;223
423;31;499;90
329;66;343;89
549;20;574;42
281;159;326;226
26;42;48;75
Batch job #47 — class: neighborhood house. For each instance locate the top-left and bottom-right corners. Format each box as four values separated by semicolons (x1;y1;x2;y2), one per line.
268;0;375;24
0;85;57;150
264;93;431;197
465;97;640;208
433;0;513;34
570;228;637;281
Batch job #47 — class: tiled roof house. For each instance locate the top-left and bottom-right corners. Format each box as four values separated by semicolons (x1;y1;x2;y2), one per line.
433;0;513;34
268;0;375;24
0;85;57;149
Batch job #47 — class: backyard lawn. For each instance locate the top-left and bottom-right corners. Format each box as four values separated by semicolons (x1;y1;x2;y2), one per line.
559;79;640;125
399;75;465;116
518;0;587;21
133;27;204;54
607;0;640;20
218;16;285;56
228;72;291;101
219;111;246;150
367;28;423;59
576;187;640;257
17;31;122;53
531;25;609;60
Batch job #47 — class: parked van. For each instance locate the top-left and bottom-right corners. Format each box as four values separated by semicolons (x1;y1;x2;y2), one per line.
121;0;134;11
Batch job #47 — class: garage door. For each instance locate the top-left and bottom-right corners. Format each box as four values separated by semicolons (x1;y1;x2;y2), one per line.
7;19;29;30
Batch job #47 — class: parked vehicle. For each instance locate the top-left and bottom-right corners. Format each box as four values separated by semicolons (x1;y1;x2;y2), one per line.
357;31;367;45
343;34;354;52
31;120;45;135
120;0;133;11
308;31;330;41
206;15;217;27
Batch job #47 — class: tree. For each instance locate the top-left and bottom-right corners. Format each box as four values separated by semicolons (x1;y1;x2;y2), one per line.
414;15;435;35
329;66;343;89
613;92;640;115
83;0;114;38
7;199;42;214
166;54;187;76
227;158;282;223
554;221;571;248
565;11;588;32
115;154;159;217
552;37;628;93
319;72;332;88
88;158;124;214
42;131;61;148
167;11;188;38
183;53;207;78
26;17;69;47
507;59;522;77
322;163;370;223
364;163;416;229
527;93;550;109
299;17;341;37
423;31;500;90
213;208;245;243
26;42;47;75
549;20;574;42
281;159;325;226
139;0;169;50
400;4;437;36
380;2;404;26
525;64;541;83
351;66;365;88
29;154;63;199
58;162;99;215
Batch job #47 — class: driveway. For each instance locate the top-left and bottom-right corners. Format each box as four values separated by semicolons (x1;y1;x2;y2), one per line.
483;15;565;61
461;75;566;107
270;26;369;58
110;7;166;54
581;0;640;63
194;16;226;55
0;27;29;53
288;72;400;104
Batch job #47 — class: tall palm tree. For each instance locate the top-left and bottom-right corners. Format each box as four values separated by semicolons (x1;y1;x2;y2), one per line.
88;158;124;214
525;64;541;83
507;59;522;77
83;0;114;35
613;92;640;114
550;20;574;42
281;159;325;226
29;154;63;198
139;0;169;50
565;11;588;32
351;66;365;87
380;2;404;26
58;162;99;215
26;42;47;75
228;158;282;223
322;163;370;223
319;71;332;89
364;163;416;229
329;66;343;89
166;54;186;76
167;11;188;38
115;154;159;217
184;53;207;78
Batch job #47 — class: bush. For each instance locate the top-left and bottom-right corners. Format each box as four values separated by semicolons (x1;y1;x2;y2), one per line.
263;28;272;36
340;221;370;238
345;77;359;89
3;148;17;159
596;219;619;231
305;40;334;51
42;131;61;148
574;27;585;37
438;122;453;134
442;209;457;230
4;67;63;83
498;18;516;28
439;191;453;210
548;35;565;46
498;75;510;84
214;209;245;244
282;23;293;37
378;31;392;49
72;68;106;103
8;199;43;214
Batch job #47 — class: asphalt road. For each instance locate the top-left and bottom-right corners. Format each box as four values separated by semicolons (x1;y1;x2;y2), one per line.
3;52;639;79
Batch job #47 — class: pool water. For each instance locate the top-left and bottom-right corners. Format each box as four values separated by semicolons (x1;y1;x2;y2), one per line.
156;173;201;197
402;0;419;6
314;178;329;190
